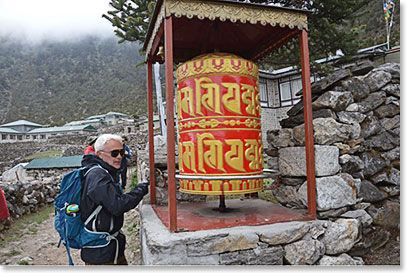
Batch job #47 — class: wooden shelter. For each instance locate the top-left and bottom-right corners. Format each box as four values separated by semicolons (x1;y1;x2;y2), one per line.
143;0;316;232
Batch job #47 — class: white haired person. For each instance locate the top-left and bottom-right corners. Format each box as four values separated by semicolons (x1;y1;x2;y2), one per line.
80;134;149;265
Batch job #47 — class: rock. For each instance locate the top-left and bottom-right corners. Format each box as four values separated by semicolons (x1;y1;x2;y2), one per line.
318;253;364;265
305;68;352;96
349;227;390;257
311;91;354;112
360;152;386;177
272;184;305;209
337;111;366;125
380;115;400;132
279;145;340;177
355;91;387;113
358;180;388;203
340;209;373;227
360;116;383;138
284;238;325;265
293;117;352;145
321;218;360;255
371;62;400;79
266;128;294;148
363;131;398;151
339;154;364;174
367;200;400;229
298;175;357;211
220;244;283;265
279;109;337;128
1;163;28;182
259;221;310;245
280;177;305;186
363;70;392;92
350;60;374;76
382;83;400;98
318;207;349;219
373;104;399;119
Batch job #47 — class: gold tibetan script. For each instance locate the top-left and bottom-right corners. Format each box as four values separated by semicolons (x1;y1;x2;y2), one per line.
177;79;260;118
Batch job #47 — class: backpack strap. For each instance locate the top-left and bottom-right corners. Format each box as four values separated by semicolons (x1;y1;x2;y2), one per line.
84;205;103;227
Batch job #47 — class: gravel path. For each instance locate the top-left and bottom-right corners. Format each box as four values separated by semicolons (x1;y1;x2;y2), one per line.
0;207;141;266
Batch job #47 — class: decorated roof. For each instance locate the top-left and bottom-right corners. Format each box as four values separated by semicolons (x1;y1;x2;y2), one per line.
144;0;309;63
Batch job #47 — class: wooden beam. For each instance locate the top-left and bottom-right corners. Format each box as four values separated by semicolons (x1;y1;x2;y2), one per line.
164;16;177;232
147;60;156;205
150;24;164;61
251;29;299;61
299;29;317;217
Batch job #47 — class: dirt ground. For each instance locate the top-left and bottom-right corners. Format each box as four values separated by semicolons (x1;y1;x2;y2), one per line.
0;207;141;266
0;205;400;266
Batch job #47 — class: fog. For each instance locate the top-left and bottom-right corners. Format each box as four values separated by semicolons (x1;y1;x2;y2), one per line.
0;0;115;43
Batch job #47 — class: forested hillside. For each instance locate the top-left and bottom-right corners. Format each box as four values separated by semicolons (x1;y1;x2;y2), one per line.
0;35;146;126
0;1;399;126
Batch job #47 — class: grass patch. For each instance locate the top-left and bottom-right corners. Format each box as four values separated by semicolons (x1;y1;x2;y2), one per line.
0;205;54;248
26;150;62;160
18;260;29;265
29;228;38;233
4;250;21;257
127;223;137;233
129;168;138;191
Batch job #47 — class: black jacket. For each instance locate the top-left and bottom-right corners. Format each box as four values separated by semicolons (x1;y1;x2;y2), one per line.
80;154;148;264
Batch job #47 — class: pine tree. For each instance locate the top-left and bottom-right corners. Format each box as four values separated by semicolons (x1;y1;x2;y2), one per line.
103;0;371;72
102;0;156;44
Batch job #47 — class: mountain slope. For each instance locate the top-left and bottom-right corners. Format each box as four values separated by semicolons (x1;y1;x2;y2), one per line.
0;36;147;126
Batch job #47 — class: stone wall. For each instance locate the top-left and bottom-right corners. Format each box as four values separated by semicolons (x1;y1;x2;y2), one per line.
0;178;61;232
138;62;399;265
266;62;400;259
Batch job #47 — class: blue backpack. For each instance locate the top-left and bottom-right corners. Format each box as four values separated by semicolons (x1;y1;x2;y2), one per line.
54;165;114;265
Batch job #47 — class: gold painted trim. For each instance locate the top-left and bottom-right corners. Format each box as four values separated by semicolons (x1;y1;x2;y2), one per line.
180;115;261;122
179;118;261;131
176;52;258;82
179;187;262;195
179;171;263;176
165;0;308;30
179;127;262;134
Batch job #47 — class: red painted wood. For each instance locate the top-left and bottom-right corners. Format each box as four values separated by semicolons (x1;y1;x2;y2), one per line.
147;60;156;205
300;30;317;217
164;16;177;232
152;199;314;232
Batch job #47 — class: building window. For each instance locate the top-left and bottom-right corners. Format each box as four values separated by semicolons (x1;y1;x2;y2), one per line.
279;75;302;107
1;134;6;140
10;135;15;140
40;135;46;139
259;78;268;107
33;135;37;140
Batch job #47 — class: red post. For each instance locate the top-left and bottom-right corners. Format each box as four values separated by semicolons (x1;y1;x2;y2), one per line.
147;60;156;204
164;16;177;232
299;29;317;217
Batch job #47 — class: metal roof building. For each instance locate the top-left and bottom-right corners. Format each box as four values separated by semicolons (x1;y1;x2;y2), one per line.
24;155;83;169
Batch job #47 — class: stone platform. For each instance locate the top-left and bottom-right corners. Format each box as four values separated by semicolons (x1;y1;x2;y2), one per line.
140;199;316;265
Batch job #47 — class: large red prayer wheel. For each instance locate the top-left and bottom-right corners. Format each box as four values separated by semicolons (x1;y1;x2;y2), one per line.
176;53;263;195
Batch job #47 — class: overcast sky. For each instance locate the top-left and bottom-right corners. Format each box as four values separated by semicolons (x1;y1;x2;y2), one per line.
0;0;115;43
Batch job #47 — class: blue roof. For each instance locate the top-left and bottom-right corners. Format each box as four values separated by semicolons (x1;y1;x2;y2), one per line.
24;155;83;169
0;128;22;134
0;120;43;128
29;125;96;134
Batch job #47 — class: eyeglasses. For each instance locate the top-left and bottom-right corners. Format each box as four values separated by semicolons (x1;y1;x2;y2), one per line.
101;149;125;158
